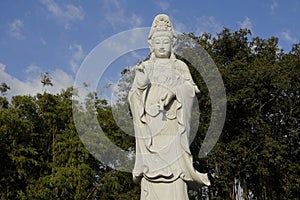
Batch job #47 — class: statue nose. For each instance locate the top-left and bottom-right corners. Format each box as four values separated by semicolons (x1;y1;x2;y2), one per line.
157;43;164;48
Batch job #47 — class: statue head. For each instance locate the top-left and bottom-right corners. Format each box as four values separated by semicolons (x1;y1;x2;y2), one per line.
148;14;177;59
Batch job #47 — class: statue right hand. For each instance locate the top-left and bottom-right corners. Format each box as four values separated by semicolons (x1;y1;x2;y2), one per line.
135;63;149;88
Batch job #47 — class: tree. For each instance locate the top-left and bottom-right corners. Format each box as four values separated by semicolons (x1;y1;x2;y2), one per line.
0;82;10;96
176;29;299;199
40;72;53;92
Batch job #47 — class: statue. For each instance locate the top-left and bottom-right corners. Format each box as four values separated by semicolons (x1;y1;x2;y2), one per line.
128;14;210;199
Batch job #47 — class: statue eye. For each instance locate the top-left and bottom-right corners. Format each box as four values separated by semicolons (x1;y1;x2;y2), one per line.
162;39;170;44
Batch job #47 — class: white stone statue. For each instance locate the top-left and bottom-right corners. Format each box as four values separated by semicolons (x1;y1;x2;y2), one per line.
128;14;210;200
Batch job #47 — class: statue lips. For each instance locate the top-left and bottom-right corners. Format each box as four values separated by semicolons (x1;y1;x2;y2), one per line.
156;49;169;57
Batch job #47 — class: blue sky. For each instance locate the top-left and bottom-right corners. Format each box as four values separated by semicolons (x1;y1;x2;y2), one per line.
0;0;299;98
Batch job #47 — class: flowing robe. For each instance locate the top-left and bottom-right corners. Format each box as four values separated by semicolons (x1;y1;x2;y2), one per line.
128;59;210;199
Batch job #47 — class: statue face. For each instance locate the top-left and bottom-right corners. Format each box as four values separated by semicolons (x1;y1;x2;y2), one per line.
152;35;171;58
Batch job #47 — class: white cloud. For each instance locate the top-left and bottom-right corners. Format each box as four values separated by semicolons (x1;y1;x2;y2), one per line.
101;28;149;57
40;37;47;45
156;1;170;11
0;63;6;71
173;20;187;33
271;0;278;12
130;14;143;27
69;44;85;73
25;64;41;74
238;17;253;32
51;69;74;91
194;16;223;35
63;4;85;21
105;11;143;29
64;23;71;30
0;64;74;99
106;0;121;8
8;19;25;40
282;31;298;43
39;0;84;27
103;0;143;29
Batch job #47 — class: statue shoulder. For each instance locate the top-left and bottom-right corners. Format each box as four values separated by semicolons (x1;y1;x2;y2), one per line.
143;60;155;72
173;59;191;74
138;60;153;68
135;60;152;72
143;60;152;66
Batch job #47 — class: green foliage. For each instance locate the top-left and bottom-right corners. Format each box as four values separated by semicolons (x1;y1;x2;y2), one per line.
176;28;299;199
40;72;53;93
0;82;10;96
0;89;101;200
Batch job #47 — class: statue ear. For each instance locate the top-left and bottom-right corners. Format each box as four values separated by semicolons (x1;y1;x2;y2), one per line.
148;38;156;59
148;38;153;51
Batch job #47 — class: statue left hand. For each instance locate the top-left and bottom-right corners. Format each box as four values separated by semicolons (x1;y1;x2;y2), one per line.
161;91;175;107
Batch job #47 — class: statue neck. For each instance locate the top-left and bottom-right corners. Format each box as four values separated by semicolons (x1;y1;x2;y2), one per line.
154;57;171;64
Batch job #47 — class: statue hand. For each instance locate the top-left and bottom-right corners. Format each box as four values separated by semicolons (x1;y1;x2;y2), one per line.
161;91;175;107
135;63;145;72
135;63;148;88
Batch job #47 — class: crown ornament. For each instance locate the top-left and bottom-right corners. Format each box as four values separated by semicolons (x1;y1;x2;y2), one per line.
148;14;176;42
153;14;172;31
